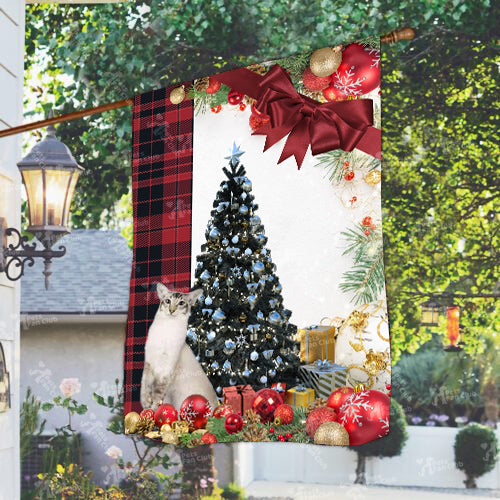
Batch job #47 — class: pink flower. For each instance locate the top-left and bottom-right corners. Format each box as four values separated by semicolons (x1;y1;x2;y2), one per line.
200;479;208;489
59;378;81;398
105;445;123;460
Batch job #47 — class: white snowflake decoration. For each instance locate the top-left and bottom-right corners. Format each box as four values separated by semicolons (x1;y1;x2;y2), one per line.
333;68;365;96
181;401;198;425
364;46;380;69
203;403;213;419
235;333;248;348
378;416;390;438
338;390;374;426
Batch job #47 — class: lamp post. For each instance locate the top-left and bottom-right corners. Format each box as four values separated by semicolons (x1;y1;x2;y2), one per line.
420;300;440;327
0;126;83;289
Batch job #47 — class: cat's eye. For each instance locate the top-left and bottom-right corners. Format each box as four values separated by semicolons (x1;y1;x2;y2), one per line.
179;300;185;306
165;299;170;304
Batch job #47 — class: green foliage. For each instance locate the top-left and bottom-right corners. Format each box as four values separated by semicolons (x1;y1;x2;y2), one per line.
392;347;484;423
454;423;498;488
352;399;408;458
20;387;46;462
222;482;247;500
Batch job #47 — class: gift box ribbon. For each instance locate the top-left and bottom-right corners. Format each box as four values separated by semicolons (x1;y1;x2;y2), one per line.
217;65;380;168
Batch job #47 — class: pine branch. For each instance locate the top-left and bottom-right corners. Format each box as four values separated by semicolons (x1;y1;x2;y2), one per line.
188;84;230;115
356;35;381;50
275;50;313;86
315;150;381;184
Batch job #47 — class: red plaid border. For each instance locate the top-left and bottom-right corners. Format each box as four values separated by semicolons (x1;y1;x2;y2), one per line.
124;85;194;414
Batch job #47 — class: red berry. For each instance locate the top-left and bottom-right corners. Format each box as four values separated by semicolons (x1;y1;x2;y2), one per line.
371;224;377;230
352;196;357;202
344;171;355;181
285;432;292;439
206;77;221;94
211;105;222;113
388;392;391;397
239;103;247;111
227;88;244;105
362;216;373;227
278;434;284;440
269;427;274;433
344;161;350;167
386;384;391;390
364;229;370;236
302;66;331;91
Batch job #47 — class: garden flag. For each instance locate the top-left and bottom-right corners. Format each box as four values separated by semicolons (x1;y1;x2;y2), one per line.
124;38;391;447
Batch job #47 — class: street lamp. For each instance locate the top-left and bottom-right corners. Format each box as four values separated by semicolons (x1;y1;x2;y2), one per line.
420;300;440;327
0;126;83;289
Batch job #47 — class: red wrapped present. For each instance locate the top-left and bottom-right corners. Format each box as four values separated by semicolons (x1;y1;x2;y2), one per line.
222;385;255;415
271;382;287;395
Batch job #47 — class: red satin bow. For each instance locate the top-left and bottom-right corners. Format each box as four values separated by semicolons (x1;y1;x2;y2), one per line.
252;65;374;168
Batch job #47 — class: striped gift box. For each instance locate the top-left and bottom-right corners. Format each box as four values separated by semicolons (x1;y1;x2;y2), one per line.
298;361;347;399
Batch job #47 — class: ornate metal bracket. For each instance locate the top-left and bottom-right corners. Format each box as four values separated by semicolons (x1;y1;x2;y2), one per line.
0;218;66;290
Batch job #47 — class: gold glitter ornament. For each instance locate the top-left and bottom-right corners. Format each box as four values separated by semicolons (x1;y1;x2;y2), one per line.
145;430;161;440
162;430;179;445
160;423;172;434
124;411;140;434
171;420;190;435
309;46;342;77
314;421;350;446
353;383;366;393
170;85;186;105
136;416;155;435
363;349;388;374
348;310;370;332
273;417;282;426
365;170;382;185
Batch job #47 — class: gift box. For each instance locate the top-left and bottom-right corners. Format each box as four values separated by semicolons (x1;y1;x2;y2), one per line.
285;384;315;407
222;385;255;414
271;382;287;395
299;360;347;400
296;317;339;363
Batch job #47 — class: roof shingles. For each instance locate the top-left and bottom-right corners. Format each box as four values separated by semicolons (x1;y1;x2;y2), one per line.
21;230;131;314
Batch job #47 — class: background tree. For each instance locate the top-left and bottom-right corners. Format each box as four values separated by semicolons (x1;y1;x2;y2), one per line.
351;399;408;484
189;147;300;393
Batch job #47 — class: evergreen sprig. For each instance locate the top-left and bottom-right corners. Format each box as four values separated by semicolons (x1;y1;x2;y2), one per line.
357;35;381;49
188;83;231;115
339;223;385;305
275;50;313;86
315;150;381;184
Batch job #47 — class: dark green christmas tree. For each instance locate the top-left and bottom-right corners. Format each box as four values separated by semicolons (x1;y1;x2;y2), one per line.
188;143;300;395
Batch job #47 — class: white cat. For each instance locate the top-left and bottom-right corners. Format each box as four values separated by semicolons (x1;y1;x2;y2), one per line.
140;284;218;412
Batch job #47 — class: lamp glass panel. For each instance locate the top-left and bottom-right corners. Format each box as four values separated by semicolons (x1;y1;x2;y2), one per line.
62;170;80;226
21;169;44;227
44;169;72;226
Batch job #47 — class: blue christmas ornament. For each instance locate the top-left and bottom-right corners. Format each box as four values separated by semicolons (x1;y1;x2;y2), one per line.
239;205;248;215
261;248;267;255
187;329;197;341
263;349;274;360
213;280;219;288
253;261;265;274
213;309;226;323
247;283;258;292
216;387;222;394
268;369;276;378
247;324;260;333
241;192;248;200
250;215;260;225
259;278;266;287
211;361;219;370
269;311;281;324
209;227;220;240
250;351;259;361
222;238;229;247
276;356;283;365
205;297;213;305
243;368;251;378
202;308;213;317
197;294;204;303
223;360;232;371
247;294;257;309
224;220;230;226
275;283;282;292
230;378;237;386
269;299;279;308
257;311;264;320
256;234;266;244
232;235;239;244
244;248;252;255
200;270;211;281
243;270;251;281
260;375;268;384
225;340;235;350
242;178;252;192
207;331;216;342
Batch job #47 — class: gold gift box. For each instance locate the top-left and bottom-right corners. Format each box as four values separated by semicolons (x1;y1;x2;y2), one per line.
296;319;339;363
285;386;315;407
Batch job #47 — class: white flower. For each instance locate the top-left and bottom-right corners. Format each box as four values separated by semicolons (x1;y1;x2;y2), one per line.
59;378;81;398
105;445;123;460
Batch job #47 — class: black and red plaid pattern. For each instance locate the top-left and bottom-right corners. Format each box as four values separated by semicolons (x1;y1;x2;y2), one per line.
124;85;194;414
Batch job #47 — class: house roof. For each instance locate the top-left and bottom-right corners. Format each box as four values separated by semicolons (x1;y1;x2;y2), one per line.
21;230;132;315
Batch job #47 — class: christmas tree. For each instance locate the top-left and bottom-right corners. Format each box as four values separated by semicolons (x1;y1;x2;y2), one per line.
188;143;300;395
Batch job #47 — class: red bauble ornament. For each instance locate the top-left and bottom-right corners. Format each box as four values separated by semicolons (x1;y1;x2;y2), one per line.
362;216;373;227
302;67;331;91
213;404;233;420
206;77;221;94
227;89;244;105
338;390;390;446
274;403;294;425
305;407;337;438
179;394;213;431
211;105;222;113
224;413;244;434
249;113;270;132
386;384;391;390
239;103;247;111
331;43;380;97
327;386;354;412
140;408;155;420
154;404;178;428
322;84;347;102
251;389;283;423
344;171;355;181
201;432;218;444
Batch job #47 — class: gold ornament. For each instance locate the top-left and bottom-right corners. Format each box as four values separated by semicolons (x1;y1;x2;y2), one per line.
273;417;282;426
124;411;140;434
219;272;226;279
239;313;247;322
363;349;388;375
244;95;257;106
365;170;382;185
266;333;272;340
145;430;161;440
243;409;261;425
305;398;327;416
194;76;209;92
309;46;342;77
162;430;179;445
160;423;172;434
348;310;370;332
314;422;350;446
170;85;185;105
136;416;155;435
171;420;190;435
246;63;268;75
353;383;366;393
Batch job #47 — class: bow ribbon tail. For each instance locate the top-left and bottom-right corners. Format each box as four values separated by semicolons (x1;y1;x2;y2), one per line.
277;118;311;168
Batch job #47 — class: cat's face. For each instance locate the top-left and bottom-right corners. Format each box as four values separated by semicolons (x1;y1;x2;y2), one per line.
156;283;202;318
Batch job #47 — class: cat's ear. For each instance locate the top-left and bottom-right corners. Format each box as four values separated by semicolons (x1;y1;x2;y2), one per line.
187;288;203;305
157;283;171;301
